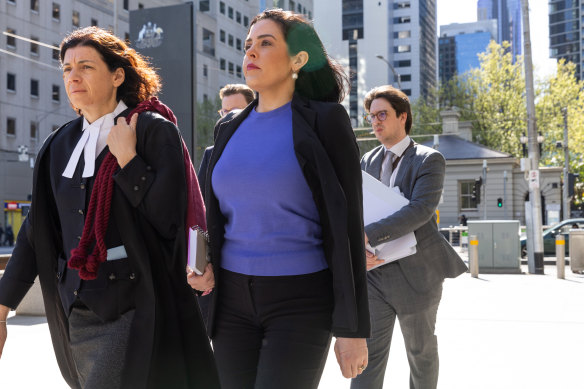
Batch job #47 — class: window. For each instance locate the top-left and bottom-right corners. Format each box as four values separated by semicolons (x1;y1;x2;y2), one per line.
395;60;411;67
394;2;410;9
52;45;60;61
228;62;234;75
199;0;210;12
123;0;129;11
91;18;98;27
228;34;233;47
228;6;233;19
220;58;226;71
52;3;61;21
236;65;242;78
236;38;242;51
395;45;411;53
30;0;39;12
7;73;16;92
243;16;249;27
6;28;16;48
460;181;477;210
236;11;241;24
138;3;143;9
202;29;215;56
30;36;39;55
7;118;16;136
72;10;80;27
401;74;411;82
125;32;130;42
220;30;226;43
297;3;302;13
219;1;225;14
30;121;38;140
52;84;60;102
30;79;39;97
394;16;411;24
203;64;208;77
290;1;295;11
395;30;411;39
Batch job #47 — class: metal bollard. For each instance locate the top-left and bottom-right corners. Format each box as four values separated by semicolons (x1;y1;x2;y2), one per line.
469;235;479;278
556;234;565;279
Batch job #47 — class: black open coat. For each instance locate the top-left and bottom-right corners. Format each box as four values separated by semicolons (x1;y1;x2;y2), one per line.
204;94;371;339
0;110;219;388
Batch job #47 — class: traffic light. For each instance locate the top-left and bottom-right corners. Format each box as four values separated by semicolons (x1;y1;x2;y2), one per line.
497;198;503;208
471;177;482;203
568;173;579;197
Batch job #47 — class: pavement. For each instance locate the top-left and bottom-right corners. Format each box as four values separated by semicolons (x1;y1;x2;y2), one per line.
1;248;583;388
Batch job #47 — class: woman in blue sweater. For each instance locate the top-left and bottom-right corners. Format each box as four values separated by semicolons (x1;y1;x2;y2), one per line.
190;9;371;389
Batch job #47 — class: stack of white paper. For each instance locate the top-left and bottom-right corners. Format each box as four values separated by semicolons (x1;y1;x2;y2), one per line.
362;171;417;271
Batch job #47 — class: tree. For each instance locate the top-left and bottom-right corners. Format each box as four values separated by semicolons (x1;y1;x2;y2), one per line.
194;96;221;167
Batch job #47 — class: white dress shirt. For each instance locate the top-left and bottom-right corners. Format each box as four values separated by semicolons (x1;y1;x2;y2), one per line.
381;135;411;188
62;100;128;178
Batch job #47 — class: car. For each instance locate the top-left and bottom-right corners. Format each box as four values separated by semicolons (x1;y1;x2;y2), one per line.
520;218;584;257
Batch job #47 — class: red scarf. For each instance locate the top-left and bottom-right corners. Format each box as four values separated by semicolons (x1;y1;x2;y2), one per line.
68;97;206;280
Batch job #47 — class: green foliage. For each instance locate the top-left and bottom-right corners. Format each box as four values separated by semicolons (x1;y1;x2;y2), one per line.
194;96;221;167
412;41;584;181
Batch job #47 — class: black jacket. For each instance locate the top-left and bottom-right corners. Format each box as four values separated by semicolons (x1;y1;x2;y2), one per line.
205;94;370;338
0;110;220;388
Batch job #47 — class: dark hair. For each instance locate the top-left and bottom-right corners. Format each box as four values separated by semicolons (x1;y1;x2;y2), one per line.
364;85;412;133
249;9;349;103
219;83;255;104
60;27;161;112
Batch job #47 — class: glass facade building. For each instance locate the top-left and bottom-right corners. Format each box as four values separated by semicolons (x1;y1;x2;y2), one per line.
549;0;582;80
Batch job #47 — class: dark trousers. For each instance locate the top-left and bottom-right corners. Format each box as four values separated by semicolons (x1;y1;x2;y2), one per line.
212;269;334;389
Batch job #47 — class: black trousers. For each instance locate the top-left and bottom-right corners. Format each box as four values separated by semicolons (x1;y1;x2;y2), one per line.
212;268;334;389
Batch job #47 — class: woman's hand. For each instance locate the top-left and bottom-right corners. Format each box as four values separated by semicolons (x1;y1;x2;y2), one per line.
186;263;215;294
108;114;138;168
334;337;368;378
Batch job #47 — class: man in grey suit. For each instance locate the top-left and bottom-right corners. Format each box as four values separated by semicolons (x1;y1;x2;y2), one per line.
351;85;467;389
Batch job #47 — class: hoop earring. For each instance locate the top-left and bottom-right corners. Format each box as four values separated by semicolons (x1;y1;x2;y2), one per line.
292;72;298;80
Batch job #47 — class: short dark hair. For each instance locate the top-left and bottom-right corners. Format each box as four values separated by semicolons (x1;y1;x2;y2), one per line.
364;85;412;133
60;26;160;112
250;9;349;103
219;84;255;104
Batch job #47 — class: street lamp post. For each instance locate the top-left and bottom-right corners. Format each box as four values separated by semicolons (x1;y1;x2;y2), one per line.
376;55;402;89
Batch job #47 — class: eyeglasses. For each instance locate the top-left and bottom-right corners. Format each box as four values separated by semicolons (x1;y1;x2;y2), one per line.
364;110;388;124
218;109;231;117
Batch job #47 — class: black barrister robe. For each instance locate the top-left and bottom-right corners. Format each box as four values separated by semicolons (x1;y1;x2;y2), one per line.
0;109;220;388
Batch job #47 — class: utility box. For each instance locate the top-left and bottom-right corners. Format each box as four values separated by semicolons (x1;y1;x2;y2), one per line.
569;229;584;273
467;220;521;274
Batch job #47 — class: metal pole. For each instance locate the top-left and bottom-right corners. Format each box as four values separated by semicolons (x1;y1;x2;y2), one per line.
521;0;544;274
469;235;479;278
113;0;118;36
562;107;570;220
376;55;402;89
503;170;508;219
556;234;565;279
483;160;487;220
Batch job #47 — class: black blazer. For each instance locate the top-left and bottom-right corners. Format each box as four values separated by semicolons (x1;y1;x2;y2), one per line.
205;94;370;338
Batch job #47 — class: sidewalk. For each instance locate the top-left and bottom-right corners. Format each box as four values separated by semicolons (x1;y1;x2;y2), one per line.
1;263;583;388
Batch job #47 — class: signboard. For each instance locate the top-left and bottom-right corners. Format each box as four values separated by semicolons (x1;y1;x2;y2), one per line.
528;170;540;190
130;3;194;155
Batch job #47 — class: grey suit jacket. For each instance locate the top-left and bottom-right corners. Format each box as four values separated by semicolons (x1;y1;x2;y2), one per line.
361;142;467;293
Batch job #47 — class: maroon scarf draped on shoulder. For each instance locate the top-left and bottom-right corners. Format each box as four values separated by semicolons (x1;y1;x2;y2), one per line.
68;97;206;280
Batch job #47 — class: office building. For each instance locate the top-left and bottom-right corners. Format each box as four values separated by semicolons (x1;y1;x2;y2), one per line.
548;0;582;80
477;0;522;60
439;20;497;82
315;0;437;126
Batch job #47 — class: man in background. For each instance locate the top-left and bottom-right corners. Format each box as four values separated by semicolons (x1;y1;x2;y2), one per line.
352;85;467;389
198;84;254;199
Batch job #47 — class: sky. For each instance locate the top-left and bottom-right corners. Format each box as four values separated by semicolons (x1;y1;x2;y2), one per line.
437;0;557;79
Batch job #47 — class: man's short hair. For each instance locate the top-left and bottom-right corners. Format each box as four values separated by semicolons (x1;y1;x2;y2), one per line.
219;84;255;104
363;85;412;133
